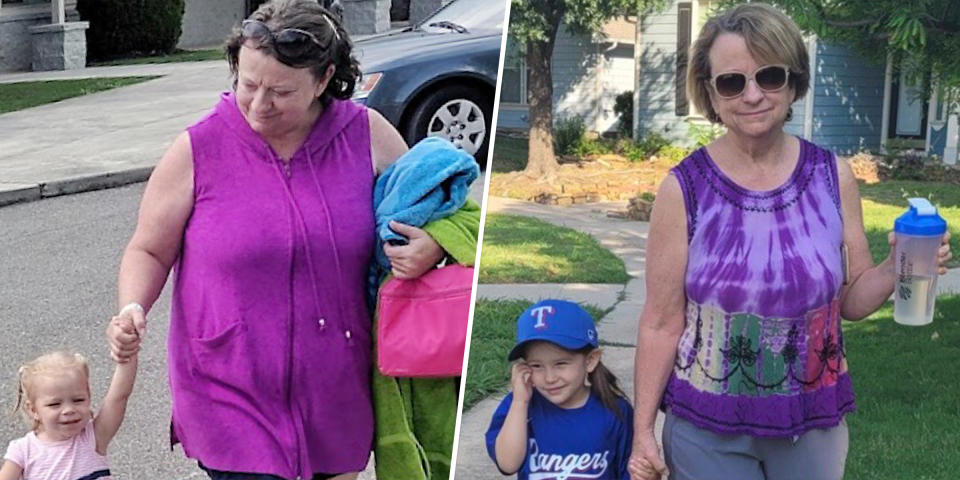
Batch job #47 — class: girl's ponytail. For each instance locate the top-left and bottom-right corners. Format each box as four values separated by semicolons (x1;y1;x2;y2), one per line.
589;360;630;422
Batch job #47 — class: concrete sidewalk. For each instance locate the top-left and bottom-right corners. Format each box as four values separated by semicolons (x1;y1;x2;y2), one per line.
0;61;231;206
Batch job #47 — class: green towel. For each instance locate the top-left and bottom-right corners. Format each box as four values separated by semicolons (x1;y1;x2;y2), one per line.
372;201;479;479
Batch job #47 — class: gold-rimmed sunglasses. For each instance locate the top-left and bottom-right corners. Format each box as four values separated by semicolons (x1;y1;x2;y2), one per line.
709;64;791;99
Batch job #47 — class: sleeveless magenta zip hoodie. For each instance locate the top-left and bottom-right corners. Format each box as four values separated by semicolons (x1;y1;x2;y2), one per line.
169;92;375;477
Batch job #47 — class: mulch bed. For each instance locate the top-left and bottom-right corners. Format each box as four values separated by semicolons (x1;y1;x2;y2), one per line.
489;154;674;205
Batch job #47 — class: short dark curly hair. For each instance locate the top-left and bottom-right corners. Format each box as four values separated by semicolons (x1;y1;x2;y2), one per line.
225;0;360;101
687;3;810;124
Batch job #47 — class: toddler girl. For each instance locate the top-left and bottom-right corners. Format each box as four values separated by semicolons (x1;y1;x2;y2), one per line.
0;317;139;480
485;299;634;479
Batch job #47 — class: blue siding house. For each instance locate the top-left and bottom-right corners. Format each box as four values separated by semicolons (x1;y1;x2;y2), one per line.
500;0;958;164
498;19;637;135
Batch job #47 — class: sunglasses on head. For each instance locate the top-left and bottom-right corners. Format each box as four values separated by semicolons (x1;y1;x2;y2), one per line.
709;64;791;99
241;19;335;59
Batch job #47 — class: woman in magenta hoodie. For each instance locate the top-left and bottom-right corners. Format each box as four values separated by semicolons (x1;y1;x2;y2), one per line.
105;1;444;478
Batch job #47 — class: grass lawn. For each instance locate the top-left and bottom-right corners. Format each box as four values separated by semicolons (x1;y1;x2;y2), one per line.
0;77;159;115
463;299;611;410
844;295;960;479
89;49;224;67
490;133;527;173
479;214;630;284
859;181;960;267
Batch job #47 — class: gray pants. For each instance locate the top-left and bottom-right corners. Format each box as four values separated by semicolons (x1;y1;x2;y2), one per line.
662;412;848;480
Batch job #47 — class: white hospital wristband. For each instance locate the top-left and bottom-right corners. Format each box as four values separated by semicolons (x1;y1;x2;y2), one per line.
119;302;145;317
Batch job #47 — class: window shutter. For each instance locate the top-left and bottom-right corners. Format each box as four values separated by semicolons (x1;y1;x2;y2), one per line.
676;2;692;116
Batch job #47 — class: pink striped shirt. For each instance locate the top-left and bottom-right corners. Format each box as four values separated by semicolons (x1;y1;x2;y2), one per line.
3;421;112;480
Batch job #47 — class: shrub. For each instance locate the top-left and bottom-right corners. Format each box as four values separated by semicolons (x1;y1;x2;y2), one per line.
573;137;612;157
883;138;927;181
78;0;186;60
686;120;725;147
656;145;691;166
634;132;672;158
554;116;587;156
613;91;633;138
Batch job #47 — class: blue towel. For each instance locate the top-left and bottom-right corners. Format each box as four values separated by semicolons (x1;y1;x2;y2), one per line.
372;137;479;270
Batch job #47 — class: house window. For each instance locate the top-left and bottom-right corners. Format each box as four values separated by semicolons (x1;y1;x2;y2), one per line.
501;46;529;105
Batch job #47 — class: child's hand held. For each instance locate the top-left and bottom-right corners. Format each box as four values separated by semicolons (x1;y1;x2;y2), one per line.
106;314;141;363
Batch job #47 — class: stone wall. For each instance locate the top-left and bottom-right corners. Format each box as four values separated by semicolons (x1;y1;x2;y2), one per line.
0;5;82;72
342;0;390;34
0;10;51;72
29;21;88;70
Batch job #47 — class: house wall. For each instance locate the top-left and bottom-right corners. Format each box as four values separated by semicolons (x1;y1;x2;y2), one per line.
178;0;245;49
0;4;79;72
808;42;885;155
496;28;634;134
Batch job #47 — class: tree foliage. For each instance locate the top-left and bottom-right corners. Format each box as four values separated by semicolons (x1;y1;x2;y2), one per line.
752;0;960;108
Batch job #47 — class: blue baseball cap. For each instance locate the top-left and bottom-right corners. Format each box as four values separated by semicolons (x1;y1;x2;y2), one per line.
507;299;598;361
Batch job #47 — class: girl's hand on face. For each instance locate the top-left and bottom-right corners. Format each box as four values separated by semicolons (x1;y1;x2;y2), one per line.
510;361;534;404
106;314;141;363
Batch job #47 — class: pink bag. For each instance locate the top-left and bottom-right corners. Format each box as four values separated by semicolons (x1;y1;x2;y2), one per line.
377;264;474;378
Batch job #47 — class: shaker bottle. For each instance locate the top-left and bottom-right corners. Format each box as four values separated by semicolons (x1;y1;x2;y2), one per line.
893;198;947;326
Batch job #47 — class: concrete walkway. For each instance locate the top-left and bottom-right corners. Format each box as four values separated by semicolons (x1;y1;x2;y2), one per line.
0;61;231;206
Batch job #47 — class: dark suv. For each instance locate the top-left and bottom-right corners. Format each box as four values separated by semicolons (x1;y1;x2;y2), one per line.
352;0;505;163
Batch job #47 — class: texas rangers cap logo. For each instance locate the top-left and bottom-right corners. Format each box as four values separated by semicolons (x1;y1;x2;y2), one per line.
529;305;555;330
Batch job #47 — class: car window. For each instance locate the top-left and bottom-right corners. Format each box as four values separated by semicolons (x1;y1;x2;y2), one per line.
418;0;505;33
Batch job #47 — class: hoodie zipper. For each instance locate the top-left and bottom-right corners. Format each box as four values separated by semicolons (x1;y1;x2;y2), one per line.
271;151;302;476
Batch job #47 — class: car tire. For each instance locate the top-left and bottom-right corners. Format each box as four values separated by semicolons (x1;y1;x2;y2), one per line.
404;85;492;165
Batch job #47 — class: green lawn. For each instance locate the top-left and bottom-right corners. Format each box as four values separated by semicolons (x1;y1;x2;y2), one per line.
859;181;960;267
490;133;527;173
0;77;159;115
844;295;960;479
463;299;611;409
479;214;631;284
89;49;224;67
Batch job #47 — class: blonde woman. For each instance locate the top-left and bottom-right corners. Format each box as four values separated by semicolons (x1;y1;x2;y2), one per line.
629;4;951;480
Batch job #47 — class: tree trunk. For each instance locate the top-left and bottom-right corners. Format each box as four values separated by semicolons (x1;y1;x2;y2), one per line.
523;29;560;177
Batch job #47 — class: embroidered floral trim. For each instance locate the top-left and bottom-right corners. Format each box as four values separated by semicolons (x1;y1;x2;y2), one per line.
674;299;848;396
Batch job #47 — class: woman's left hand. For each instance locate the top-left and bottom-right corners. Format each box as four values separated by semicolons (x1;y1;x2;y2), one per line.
937;231;953;275
384;220;445;279
886;230;953;275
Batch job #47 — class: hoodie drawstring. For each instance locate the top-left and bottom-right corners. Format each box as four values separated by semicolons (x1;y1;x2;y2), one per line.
269;151;328;333
305;146;350;339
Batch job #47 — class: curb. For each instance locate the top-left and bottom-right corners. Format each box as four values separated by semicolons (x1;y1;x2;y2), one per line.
0;166;154;208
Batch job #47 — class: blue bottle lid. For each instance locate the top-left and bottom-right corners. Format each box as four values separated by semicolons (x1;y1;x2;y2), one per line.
894;198;947;236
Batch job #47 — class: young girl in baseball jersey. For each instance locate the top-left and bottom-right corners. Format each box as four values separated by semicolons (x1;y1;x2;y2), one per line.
485;299;634;479
1;316;139;480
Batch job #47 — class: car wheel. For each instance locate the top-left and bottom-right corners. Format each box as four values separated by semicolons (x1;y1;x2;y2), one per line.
405;85;492;164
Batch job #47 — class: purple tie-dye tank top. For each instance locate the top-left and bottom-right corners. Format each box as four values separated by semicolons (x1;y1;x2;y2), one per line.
663;138;855;437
